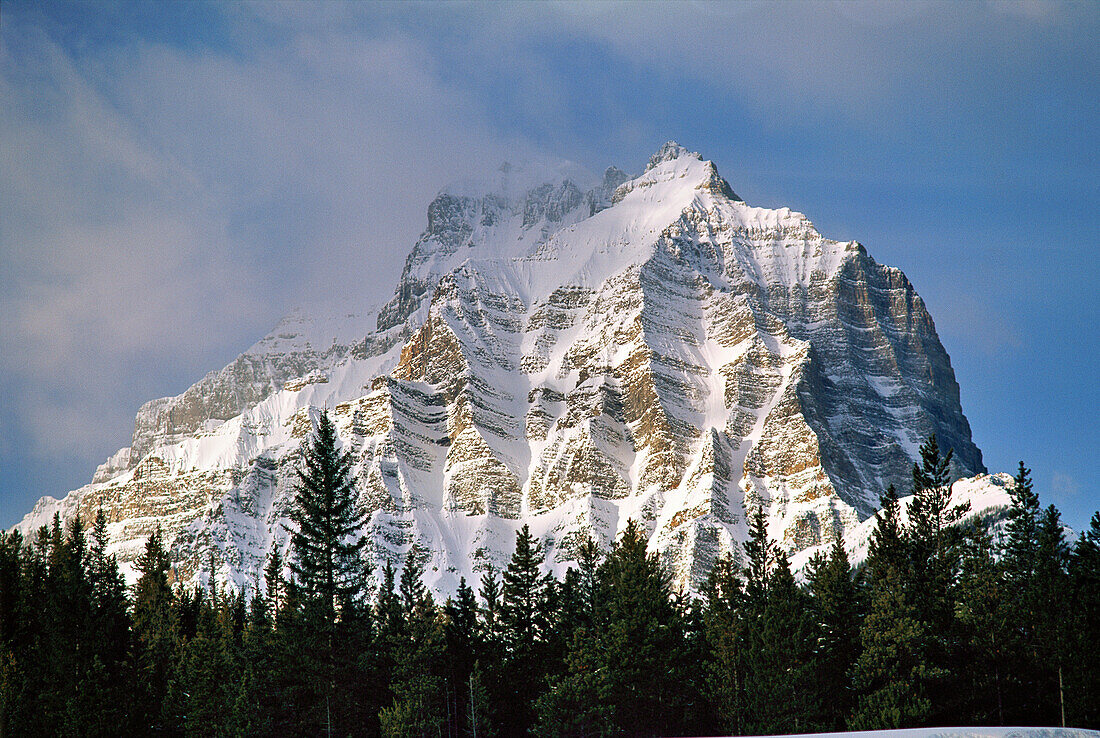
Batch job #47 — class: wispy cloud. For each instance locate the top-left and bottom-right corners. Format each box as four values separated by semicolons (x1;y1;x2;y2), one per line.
0;7;533;495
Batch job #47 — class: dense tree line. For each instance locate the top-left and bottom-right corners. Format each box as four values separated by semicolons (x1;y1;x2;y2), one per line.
1;420;1098;737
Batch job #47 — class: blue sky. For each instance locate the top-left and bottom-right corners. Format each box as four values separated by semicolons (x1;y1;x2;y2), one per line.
1;1;1097;530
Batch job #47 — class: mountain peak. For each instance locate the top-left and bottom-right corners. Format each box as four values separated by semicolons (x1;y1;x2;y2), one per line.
645;140;698;171
18;142;990;597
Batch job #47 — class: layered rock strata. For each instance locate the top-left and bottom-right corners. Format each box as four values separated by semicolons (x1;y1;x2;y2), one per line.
17;143;993;593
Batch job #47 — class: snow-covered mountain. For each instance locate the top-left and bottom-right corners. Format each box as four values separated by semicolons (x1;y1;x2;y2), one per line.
16;142;1006;593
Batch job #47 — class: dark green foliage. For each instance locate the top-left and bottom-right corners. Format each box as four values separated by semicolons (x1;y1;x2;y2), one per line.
701;553;744;734
953;524;1008;725
1067;513;1100;726
850;484;930;729
132;528;182;733
288;410;367;616
498;524;554;736
2;438;1098;735
285;409;370;735
536;520;694;738
380;554;446;738
806;539;862;729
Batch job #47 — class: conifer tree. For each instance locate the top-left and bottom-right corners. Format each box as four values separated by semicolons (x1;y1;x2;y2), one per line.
1067;512;1100;727
499;525;554;735
806;539;862;730
501;524;553;655
286;409;367;733
906;435;968;724
264;545;285;617
702;553;744;735
1003;462;1040;587
953;523;1007;725
381;555;446;738
131;529;181;733
178;592;240;738
999;462;1046;721
444;577;481;713
288;410;367;616
81;510;133;735
850;487;929;729
599;520;690;736
1033;504;1070;726
477;564;505;669
742;504;773;610
746;552;819;734
537;520;688;738
230;591;279;738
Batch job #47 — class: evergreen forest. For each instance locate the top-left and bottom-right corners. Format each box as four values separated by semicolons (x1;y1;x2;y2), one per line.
2;414;1098;737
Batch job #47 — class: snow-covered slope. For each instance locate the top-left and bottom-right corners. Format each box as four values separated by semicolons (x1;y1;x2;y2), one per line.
16;142;1001;593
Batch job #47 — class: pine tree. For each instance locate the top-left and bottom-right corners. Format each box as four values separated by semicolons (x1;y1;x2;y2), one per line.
288;410;367;616
381;555;446;738
499;525;554;736
131;529;181;733
702;553;744;735
850;487;928;729
286;409;367;734
806;539;862;730
1067;512;1100;727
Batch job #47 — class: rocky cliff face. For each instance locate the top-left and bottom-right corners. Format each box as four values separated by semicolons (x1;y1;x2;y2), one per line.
16;143;995;593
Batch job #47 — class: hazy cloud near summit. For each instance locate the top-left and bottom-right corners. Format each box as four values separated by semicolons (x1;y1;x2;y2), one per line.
0;10;532;487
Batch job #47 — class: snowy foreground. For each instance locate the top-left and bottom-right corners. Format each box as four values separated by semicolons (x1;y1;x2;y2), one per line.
735;729;1100;738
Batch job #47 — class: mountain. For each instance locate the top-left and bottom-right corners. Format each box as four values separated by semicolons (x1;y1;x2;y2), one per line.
16;142;1004;593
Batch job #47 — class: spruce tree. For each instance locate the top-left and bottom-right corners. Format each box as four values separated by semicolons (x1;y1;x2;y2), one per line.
953;523;1007;725
1003;462;1040;586
850;487;928;729
288;410;367;616
444;576;482;730
479;565;503;651
746;552;819;734
536;520;688;738
702;554;744;735
806;539;862;730
999;462;1048;722
286;409;367;733
742;504;773;611
1067;512;1100;727
380;555;446;738
501;525;553;655
131;529;181;734
1033;504;1070;726
82;510;133;736
499;525;554;736
906;435;968;725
